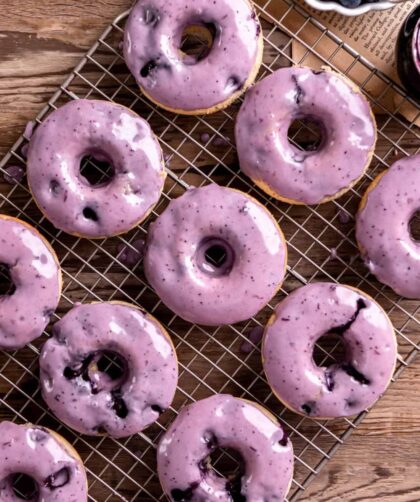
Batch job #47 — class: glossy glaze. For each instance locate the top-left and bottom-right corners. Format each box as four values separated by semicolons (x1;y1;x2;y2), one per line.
157;394;294;501
40;302;178;438
396;5;420;100
235;67;376;205
356;154;420;298
0;216;61;350
144;184;287;326
27;99;165;238
0;421;87;501
123;0;262;113
263;283;396;418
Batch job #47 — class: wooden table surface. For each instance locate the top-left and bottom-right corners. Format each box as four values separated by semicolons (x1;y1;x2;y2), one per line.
0;1;419;501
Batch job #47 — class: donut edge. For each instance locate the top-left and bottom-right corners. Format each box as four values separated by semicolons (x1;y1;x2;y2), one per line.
261;283;398;420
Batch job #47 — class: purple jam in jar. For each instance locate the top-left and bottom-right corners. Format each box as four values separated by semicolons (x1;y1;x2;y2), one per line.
396;5;420;100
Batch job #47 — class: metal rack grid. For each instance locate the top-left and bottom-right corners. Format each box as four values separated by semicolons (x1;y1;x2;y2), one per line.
0;0;419;500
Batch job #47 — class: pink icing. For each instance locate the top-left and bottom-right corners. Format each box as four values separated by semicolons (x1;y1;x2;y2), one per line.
39;302;178;438
356;155;420;298
123;0;262;112
262;283;396;418
144;184;287;326
3;165;25;185
235;67;376;205
0;422;87;501
27;99;165;238
0;216;61;350
117;238;145;266
157;394;294;501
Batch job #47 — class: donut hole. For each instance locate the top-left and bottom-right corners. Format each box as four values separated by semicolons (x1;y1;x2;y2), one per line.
180;23;216;63
200;447;245;486
96;351;127;383
197;238;235;277
9;473;39;501
313;334;347;367
288;117;324;153
409;210;420;241
80;151;115;187
0;263;16;296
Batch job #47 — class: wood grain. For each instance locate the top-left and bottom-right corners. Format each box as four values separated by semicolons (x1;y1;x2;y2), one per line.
0;1;419;501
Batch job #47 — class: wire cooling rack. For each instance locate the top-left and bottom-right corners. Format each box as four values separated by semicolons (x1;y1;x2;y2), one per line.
0;0;419;500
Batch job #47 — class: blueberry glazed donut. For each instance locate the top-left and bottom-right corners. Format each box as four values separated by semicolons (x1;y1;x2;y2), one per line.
157;394;294;502
27;99;165;238
0;421;87;501
262;283;397;418
39;302;178;438
0;215;61;350
144;184;287;326
356;154;420;298
235;67;377;205
123;0;263;115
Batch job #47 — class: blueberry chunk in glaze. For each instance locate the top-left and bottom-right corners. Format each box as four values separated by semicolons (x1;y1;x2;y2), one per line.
262;283;397;418
157;394;294;502
40;302;178;438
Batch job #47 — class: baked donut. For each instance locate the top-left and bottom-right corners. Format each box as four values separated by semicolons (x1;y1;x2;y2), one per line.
356;154;420;298
157;394;294;502
0;421;87;501
0;215;61;350
262;282;396;418
144;184;287;325
123;0;263;115
27;99;165;238
39;302;178;438
235;67;377;205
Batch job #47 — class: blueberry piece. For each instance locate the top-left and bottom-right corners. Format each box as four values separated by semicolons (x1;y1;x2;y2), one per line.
44;467;70;490
140;60;158;78
83;207;99;222
151;404;164;414
341;364;370;385
170;483;198;502
291;75;304;105
226;76;244;92
111;389;129;418
141;7;160;27
301;402;315;415
337;0;362;8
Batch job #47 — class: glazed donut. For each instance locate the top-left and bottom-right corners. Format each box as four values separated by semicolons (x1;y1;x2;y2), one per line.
235;67;377;205
27;99;165;238
144;184;287;326
0;215;61;350
262;282;397;418
0;421;87;501
356;154;420;298
39;302;178;438
157;394;294;502
123;0;263;115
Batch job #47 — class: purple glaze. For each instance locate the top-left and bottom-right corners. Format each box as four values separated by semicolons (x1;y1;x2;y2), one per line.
24;121;35;140
3;165;25;185
123;0;262;113
40;302;178;438
262;283;396;418
144;184;287;326
0;216;61;350
21;144;29;159
235;67;376;205
356;155;420;298
157;394;294;501
240;325;264;354
27;99;165;238
117;238;145;266
0;421;87;501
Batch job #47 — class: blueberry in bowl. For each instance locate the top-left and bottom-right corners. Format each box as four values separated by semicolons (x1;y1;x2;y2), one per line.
396;5;420;101
304;0;395;16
